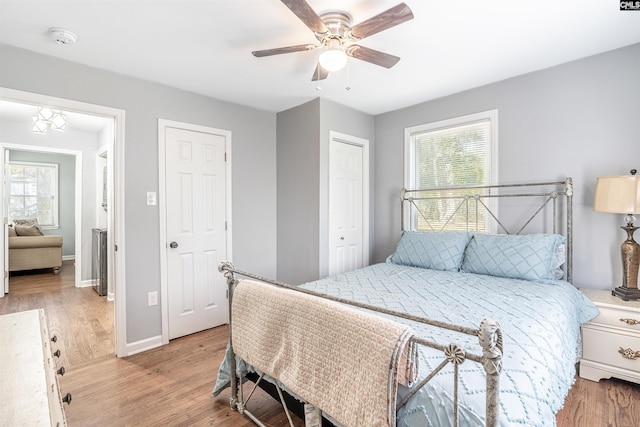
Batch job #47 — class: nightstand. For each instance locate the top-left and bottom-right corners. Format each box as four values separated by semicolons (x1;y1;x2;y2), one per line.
580;289;640;384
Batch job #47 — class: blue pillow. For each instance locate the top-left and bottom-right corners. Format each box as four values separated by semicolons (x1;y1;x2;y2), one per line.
388;231;472;271
461;233;566;281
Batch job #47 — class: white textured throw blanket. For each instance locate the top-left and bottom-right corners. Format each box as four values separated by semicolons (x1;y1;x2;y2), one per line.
231;279;417;427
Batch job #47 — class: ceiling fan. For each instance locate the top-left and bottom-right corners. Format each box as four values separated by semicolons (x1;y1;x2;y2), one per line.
252;0;414;81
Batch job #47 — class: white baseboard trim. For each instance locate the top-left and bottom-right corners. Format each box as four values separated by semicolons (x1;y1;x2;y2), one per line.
124;335;164;357
62;255;75;261
79;279;94;288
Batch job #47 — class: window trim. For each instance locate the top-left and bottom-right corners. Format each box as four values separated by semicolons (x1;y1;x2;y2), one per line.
403;109;499;232
8;160;60;228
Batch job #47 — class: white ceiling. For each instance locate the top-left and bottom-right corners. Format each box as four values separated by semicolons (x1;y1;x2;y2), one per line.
1;0;639;117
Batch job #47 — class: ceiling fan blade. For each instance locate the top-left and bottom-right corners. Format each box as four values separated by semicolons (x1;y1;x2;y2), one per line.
311;63;329;81
252;44;318;57
281;0;329;34
347;45;400;69
349;3;414;40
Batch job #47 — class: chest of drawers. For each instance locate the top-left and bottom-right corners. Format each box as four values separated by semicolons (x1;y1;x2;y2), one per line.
0;309;68;426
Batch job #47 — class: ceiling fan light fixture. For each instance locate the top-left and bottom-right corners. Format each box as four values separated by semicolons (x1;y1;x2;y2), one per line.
319;40;348;72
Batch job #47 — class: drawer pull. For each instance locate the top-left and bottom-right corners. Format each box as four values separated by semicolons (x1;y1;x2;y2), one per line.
53;349;61;358
620;318;640;326
618;347;640;360
57;366;65;376
51;335;58;343
62;393;72;405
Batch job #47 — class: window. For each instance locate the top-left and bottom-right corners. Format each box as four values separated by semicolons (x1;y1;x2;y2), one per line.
404;110;498;232
8;161;59;227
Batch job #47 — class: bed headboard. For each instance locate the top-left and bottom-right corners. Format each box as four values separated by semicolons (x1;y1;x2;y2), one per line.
401;178;574;282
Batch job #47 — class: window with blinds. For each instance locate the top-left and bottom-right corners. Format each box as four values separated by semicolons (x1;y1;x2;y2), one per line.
9;161;59;227
404;110;498;232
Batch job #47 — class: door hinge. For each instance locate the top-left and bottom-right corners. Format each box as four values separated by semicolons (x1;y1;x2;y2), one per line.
226;289;229;299
224;152;227;162
114;244;118;252
225;221;227;231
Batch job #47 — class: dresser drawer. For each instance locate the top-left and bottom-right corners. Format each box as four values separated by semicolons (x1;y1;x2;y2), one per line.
582;326;640;372
589;304;640;333
0;310;68;426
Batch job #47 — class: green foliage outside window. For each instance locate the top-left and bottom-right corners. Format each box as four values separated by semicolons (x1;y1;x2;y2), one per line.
411;120;492;232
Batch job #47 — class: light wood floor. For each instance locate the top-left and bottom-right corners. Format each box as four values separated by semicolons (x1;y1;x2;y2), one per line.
1;264;639;426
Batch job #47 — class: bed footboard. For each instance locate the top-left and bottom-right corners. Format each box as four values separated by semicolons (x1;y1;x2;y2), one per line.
219;262;503;427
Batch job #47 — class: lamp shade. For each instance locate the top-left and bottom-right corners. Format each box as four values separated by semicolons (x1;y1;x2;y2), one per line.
594;174;640;214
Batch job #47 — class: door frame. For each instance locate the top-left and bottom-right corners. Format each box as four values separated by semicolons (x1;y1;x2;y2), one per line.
158;119;232;344
322;130;370;278
0;87;127;357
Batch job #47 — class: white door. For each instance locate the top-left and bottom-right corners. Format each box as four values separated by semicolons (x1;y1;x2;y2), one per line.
165;126;228;339
328;136;367;276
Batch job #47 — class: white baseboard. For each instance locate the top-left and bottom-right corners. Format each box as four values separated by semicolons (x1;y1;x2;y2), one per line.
79;279;94;288
123;335;164;357
62;255;75;261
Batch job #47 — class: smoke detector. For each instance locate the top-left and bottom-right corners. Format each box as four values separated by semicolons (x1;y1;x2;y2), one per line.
49;27;77;45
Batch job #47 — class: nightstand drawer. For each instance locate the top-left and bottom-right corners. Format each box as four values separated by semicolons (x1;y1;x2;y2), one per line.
582;326;640;372
589;304;640;333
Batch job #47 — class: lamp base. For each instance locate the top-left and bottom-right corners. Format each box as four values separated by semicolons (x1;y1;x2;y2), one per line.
612;286;640;301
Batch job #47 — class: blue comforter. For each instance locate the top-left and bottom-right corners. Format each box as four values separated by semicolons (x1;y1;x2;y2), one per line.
214;262;598;426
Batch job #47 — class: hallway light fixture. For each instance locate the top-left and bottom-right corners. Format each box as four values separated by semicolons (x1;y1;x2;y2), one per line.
32;107;67;134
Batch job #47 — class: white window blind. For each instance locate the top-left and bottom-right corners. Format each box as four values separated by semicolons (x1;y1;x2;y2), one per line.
413;119;491;189
405;110;498;232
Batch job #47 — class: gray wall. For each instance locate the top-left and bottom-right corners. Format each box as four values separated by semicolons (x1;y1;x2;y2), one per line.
276;99;321;284
7;150;76;257
2;41;638;345
373;43;640;289
276;98;374;284
1;44;277;343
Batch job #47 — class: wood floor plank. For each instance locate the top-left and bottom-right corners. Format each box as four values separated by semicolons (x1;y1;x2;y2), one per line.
2;263;640;426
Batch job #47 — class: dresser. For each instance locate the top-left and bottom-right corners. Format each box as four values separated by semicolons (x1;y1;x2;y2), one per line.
580;289;640;384
0;309;70;426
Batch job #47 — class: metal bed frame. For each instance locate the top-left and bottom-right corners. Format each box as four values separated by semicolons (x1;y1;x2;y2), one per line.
402;178;574;282
218;178;573;427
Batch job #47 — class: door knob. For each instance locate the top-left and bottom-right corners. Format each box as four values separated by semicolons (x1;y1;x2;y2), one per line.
169;241;179;249
340;236;345;240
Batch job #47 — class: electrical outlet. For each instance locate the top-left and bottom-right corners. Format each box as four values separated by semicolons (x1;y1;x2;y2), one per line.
147;191;157;206
148;291;158;306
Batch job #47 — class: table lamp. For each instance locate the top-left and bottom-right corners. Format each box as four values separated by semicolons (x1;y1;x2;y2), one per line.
594;169;640;300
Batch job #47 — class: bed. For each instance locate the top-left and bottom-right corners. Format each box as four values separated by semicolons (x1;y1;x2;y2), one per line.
213;178;599;427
